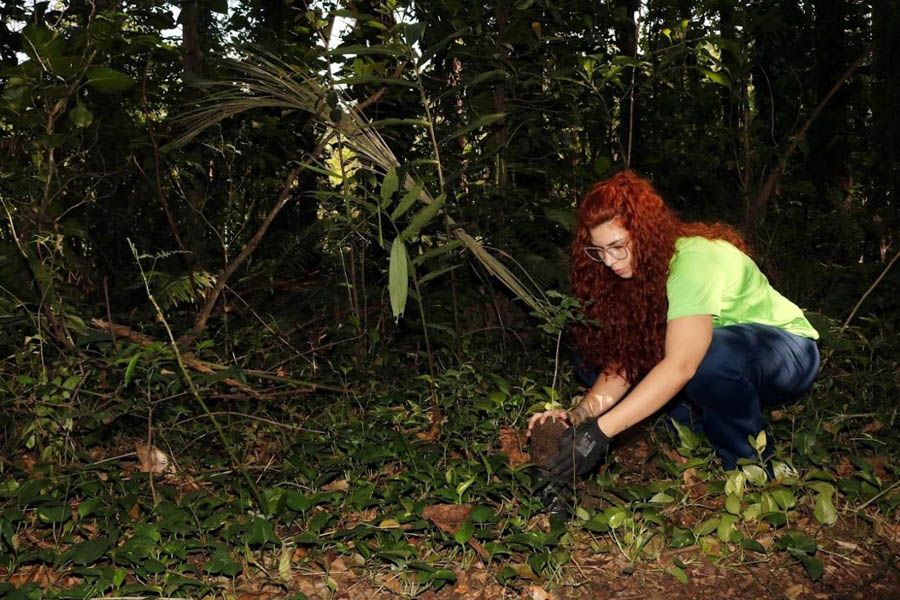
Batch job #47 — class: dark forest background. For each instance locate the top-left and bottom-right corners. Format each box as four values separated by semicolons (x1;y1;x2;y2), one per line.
0;1;898;598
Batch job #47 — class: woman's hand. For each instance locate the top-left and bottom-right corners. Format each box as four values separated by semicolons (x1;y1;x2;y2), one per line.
527;410;572;437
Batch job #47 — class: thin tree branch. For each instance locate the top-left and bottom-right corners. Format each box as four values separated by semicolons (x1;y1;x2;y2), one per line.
745;46;871;233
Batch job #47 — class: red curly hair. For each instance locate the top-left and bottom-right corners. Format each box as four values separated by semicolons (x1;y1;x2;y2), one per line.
571;170;749;384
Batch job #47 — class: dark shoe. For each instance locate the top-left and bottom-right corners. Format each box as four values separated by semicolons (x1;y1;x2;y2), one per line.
533;469;573;522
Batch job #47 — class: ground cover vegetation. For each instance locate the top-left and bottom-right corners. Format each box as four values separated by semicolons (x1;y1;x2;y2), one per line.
1;0;898;598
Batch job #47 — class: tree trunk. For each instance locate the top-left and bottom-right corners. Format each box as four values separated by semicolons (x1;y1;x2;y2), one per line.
181;0;204;78
614;0;639;165
871;0;899;260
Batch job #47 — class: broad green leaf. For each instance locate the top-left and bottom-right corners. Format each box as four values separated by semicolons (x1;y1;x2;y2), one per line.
606;507;628;529
37;504;70;525
671;419;700;452
771;488;796;510
777;531;817;554
284;491;313;513
85;67;136;93
716;514;737;542
390;181;425;218
470;505;498;523
649;492;674;504
244;517;276;546
582;514;610;533
66;538;112;566
742;464;767;487
742;502;762;522
388;238;408;319
699;67;731;89
805;481;835;496
799;555;824;581
741;538;766;554
307;511;332;534
806;469;836;482
23;24;65;60
443;113;507;142
725;471;745;497
453;519;474;544
77;498;102;519
814;493;838;526
752;430;767;454
399;193;445;240
761;511;787;527
669;526;693;548
381;167;398;205
668;566;688;583
725;494;742;515
693;517;719;536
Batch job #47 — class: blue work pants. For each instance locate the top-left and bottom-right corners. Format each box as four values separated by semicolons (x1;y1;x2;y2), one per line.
576;323;820;470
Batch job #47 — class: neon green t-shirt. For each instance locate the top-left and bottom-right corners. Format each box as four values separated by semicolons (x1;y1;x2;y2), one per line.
666;237;819;339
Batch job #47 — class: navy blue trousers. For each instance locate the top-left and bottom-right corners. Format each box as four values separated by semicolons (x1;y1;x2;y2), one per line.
576;323;820;470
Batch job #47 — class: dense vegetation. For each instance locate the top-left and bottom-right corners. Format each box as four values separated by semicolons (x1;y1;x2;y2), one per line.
1;0;898;598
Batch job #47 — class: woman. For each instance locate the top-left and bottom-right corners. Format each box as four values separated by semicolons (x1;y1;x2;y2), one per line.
529;170;820;478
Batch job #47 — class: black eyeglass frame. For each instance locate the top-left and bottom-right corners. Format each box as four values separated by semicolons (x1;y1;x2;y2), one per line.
583;243;630;263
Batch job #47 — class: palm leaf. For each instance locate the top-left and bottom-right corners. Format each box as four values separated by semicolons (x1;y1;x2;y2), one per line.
168;50;551;317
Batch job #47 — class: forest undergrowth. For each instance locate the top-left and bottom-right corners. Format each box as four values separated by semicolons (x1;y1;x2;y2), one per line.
1;310;898;600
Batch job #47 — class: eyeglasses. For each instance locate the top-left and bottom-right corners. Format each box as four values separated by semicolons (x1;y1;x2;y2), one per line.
584;243;629;263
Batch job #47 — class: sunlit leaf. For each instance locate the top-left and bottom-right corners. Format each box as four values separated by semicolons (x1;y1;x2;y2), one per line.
388;238;408;319
85;67;136;93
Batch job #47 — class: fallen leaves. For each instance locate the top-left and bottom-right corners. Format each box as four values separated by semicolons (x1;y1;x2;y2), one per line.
321;479;349;493
499;427;530;467
422;504;473;535
135;441;174;475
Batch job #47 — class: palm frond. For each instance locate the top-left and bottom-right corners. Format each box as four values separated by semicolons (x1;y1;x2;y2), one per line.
168;50;551;317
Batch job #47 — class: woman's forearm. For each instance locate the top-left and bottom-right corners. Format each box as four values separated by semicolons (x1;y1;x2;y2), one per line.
570;370;631;423
595;358;694;436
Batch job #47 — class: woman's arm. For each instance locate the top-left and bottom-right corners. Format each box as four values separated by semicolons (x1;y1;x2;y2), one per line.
568;368;632;424
527;367;631;435
596;314;713;437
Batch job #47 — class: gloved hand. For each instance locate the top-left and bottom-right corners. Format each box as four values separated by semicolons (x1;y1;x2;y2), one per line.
546;418;611;477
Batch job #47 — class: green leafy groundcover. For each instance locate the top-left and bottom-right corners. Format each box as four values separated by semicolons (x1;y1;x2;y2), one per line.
1;349;899;599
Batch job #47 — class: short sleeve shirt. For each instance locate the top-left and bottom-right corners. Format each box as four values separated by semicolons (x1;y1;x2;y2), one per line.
666;237;819;339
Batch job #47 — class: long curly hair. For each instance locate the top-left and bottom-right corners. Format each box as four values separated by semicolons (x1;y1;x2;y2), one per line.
571;170;749;384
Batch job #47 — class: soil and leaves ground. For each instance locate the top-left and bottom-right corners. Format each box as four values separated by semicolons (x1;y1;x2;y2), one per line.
1;318;899;600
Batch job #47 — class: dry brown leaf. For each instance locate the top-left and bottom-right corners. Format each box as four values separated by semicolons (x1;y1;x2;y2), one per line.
665;448;688;465
499;427;530;467
862;420;883;433
135;441;174;475
835;456;854;478
422;503;473;535
321;479;349;493
528;584;551;600
784;583;807;600
867;454;891;478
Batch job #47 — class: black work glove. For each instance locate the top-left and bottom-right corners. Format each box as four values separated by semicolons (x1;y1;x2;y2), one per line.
546;419;611;477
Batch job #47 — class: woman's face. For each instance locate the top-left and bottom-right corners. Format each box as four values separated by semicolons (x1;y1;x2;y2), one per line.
587;220;633;279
